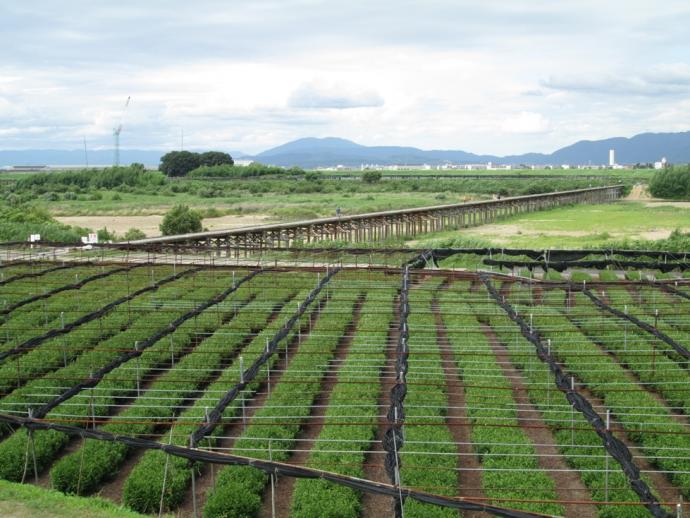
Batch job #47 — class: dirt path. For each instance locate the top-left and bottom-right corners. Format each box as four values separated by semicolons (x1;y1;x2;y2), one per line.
97;447;152;503
360;296;400;517
176;297;329;517
482;325;596;518
34;436;84;488
432;296;488;517
56;214;272;238
626;184;690;208
626;183;649;201
261;295;366;518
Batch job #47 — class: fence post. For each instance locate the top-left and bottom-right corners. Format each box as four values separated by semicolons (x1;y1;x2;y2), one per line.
27;408;38;484
393;406;405;518
240;356;247;431
570;376;576;445
134;341;141;397
605;409;610;502
158;428;174;518
61;311;68;367
623;305;628;350
190;435;199;518
269;439;276;518
266;338;271;394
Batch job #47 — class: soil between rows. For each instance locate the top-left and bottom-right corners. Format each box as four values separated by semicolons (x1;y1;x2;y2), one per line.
262;294;366;518
432;293;488;518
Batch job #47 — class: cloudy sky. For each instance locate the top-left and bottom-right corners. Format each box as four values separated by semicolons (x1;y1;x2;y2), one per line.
1;1;690;155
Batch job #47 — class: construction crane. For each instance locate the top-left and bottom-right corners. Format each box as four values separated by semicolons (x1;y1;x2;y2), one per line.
113;96;131;166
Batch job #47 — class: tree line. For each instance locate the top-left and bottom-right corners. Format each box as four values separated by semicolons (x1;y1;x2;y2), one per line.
649;166;690;199
159;151;234;177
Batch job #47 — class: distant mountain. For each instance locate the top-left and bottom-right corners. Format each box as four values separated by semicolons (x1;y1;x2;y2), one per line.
252;137;482;167
251;132;690;168
2;131;688;169
0;149;247;167
539;132;690;165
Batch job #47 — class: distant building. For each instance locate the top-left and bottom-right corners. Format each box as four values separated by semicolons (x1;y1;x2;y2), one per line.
654;157;668;169
234;159;255;166
5;165;48;172
609;149;615;167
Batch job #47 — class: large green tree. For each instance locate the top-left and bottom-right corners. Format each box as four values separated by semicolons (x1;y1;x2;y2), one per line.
199;151;234;167
159;151;201;177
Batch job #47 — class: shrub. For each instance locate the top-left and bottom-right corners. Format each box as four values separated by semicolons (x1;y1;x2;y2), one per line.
599;228;690;252
159;205;203;236
204;207;223;218
96;227;117;242
362;170;382;183
649;166;690;199
198;187;222;198
16;166;166;191
122;227;146;241
188;162;286;178
0;205;89;242
5;193;20;207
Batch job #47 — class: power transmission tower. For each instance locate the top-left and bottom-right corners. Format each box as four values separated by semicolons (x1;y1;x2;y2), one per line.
113;96;131;166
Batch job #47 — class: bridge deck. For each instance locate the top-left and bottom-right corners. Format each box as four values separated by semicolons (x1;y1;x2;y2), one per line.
131;185;623;248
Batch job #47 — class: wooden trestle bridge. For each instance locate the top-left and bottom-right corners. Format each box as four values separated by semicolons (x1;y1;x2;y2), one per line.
131;185;623;251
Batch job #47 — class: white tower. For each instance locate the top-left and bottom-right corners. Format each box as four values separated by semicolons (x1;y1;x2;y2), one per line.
609;149;615;167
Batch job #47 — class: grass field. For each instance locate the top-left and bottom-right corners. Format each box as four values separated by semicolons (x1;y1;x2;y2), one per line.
1;166;639;242
49;190;474;218
0;480;154;517
414;200;690;249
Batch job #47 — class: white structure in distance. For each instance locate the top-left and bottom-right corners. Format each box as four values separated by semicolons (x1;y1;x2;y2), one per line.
654;157;668;169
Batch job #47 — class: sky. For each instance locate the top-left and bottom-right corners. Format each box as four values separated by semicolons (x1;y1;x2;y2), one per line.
1;1;690;155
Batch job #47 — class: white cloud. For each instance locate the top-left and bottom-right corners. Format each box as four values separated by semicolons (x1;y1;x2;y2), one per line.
0;1;689;155
500;112;551;134
542;63;690;96
287;82;384;109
